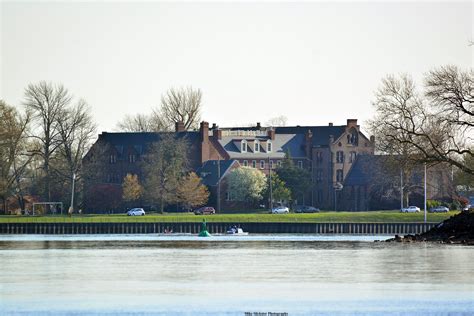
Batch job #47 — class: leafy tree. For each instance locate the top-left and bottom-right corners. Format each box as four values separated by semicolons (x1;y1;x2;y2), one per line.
142;134;189;212
227;167;267;202
0;100;32;212
177;172;209;210
276;151;311;204
122;173;143;203
262;172;291;205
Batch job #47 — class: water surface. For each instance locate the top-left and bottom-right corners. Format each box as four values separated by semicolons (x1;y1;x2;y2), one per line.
1;234;473;315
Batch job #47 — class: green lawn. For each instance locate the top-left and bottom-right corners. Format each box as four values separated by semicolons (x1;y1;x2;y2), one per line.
0;210;459;223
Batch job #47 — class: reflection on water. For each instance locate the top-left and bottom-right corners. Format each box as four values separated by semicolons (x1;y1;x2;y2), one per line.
1;235;473;315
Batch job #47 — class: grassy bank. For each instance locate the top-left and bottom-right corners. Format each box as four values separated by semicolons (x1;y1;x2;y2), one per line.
0;210;459;223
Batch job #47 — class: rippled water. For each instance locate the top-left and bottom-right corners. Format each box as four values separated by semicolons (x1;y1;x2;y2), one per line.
1;234;473;315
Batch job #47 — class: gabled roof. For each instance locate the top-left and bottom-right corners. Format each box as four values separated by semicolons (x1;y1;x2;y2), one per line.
196;160;240;186
218;134;306;159
343;155;380;186
96;131;200;155
275;126;346;147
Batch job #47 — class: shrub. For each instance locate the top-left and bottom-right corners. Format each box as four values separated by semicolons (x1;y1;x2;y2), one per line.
426;200;440;209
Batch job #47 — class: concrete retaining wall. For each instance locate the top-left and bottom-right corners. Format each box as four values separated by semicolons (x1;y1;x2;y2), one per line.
0;222;436;235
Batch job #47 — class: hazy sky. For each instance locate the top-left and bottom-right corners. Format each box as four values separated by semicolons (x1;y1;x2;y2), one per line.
1;1;472;133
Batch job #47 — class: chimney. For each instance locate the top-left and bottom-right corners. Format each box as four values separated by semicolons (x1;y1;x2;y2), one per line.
328;123;333;126
211;123;217;130
370;135;375;143
347;119;358;127
200;121;209;143
267;129;275;140
200;121;210;164
305;129;313;158
256;122;261;129
175;121;185;132
213;128;222;140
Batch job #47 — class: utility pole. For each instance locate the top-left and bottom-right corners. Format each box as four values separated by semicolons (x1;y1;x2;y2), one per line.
400;167;403;211
424;163;427;223
217;157;221;213
268;156;273;211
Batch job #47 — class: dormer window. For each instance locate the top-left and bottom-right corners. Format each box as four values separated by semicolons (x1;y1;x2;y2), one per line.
109;155;116;164
129;154;136;163
241;140;247;152
254;140;260;152
267;141;272;152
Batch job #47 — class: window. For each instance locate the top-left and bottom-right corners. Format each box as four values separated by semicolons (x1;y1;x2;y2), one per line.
336;151;344;163
260;160;265;169
349;152;357;163
252;160;257;168
298;161;303;168
241;140;247;152
109;155;116;164
336;169;344;182
254;140;260;152
277;160;282;167
226;191;235;201
270;160;274;169
267;141;272;152
243;160;248;167
129;154;136;163
347;128;358;145
316;152;323;164
316;169;323;182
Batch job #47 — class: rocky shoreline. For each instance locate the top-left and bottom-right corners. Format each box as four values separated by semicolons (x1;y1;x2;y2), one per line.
386;211;474;245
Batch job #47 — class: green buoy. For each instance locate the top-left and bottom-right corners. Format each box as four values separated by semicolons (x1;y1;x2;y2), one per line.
198;219;212;237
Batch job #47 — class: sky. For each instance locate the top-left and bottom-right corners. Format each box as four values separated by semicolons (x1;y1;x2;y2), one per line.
1;1;472;134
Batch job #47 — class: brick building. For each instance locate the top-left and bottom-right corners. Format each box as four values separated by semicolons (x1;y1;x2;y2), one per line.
83;119;376;211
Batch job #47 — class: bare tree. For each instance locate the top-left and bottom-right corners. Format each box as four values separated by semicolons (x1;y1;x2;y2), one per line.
116;113;170;132
23;82;73;202
369;67;474;176
52;100;97;209
159;86;202;130
265;115;288;127
423;65;473;173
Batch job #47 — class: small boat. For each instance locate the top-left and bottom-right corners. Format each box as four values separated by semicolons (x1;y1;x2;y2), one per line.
226;226;249;235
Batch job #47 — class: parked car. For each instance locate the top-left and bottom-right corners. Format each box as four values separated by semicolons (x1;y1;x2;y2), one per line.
127;208;145;216
401;206;421;213
463;204;472;212
194;206;216;215
271;206;289;214
294;205;320;213
429;206;449;213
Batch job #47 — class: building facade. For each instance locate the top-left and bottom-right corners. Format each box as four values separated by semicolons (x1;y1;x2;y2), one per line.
83;119;376;211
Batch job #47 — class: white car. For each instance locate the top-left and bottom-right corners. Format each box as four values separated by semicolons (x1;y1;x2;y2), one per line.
271;206;289;214
127;208;145;216
401;206;420;213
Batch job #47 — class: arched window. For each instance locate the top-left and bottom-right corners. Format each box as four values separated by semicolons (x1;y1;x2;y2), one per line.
241;140;247;152
348;128;358;145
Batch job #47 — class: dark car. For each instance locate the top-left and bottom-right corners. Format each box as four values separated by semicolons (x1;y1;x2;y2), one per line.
294;205;320;213
193;207;216;215
429;206;449;213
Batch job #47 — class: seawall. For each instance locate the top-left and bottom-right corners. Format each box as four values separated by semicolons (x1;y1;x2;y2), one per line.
0;222;436;235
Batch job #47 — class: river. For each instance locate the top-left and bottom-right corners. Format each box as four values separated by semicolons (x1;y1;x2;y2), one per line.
1;234;473;315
